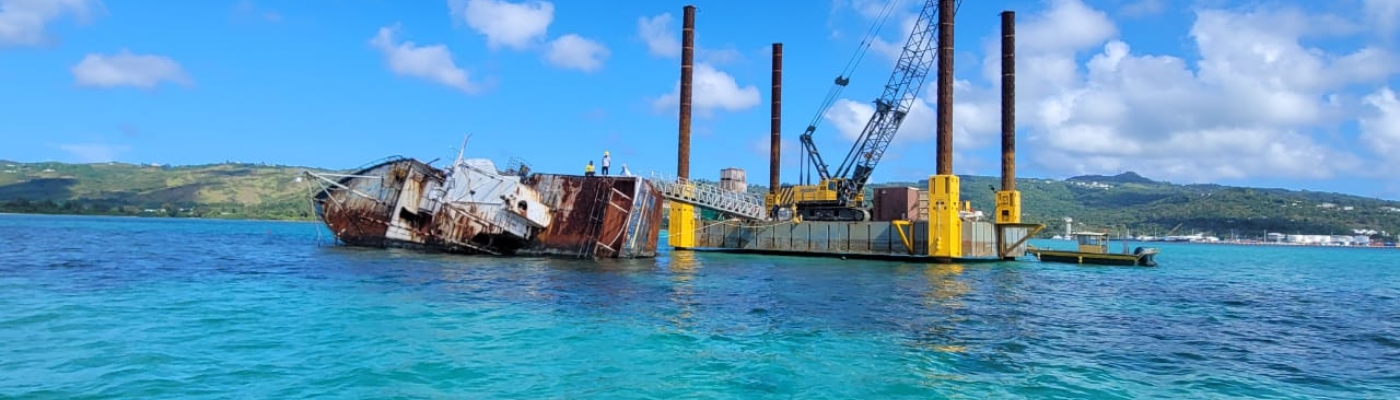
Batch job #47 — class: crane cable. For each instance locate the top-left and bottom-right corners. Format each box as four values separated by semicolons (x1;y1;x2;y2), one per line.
800;0;902;185
813;0;964;186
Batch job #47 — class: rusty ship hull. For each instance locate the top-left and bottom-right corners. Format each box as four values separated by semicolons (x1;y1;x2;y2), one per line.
308;157;663;259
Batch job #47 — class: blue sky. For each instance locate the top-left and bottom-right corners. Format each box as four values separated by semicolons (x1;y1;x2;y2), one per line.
2;0;1399;199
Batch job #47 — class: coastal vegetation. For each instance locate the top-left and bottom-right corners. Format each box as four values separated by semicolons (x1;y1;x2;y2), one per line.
4;160;1398;239
0;160;327;221
757;172;1400;239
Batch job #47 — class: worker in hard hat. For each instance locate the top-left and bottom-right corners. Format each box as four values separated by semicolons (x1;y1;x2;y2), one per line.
585;160;595;177
601;150;611;176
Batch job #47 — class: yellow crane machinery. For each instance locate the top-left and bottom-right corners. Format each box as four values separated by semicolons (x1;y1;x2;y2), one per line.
766;0;943;222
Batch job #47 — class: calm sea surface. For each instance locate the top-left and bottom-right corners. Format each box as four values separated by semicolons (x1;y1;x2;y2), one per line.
1;214;1397;399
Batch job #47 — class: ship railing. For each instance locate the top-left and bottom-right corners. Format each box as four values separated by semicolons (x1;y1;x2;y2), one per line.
503;156;533;176
299;170;384;207
348;155;411;173
645;172;767;221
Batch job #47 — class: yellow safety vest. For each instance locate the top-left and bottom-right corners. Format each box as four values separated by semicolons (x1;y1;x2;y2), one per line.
585;164;595;173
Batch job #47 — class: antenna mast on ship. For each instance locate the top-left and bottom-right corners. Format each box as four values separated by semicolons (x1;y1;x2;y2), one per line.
453;134;472;168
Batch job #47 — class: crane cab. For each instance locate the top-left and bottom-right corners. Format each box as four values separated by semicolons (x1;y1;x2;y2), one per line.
791;179;841;203
1074;232;1110;254
764;178;871;221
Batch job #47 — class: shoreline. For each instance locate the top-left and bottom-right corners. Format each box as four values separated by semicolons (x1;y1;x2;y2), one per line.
1036;237;1398;249
1180;240;1398;249
0;211;317;224
5;211;1395;247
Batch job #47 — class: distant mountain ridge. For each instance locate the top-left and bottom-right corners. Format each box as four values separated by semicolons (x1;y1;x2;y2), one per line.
757;171;1400;239
3;161;1399;238
1067;171;1155;185
0;161;336;220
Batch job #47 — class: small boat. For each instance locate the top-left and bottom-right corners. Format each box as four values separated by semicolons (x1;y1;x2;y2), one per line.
1028;232;1159;267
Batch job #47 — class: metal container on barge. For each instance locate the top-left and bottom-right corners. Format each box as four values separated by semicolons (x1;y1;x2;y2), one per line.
304;155;663;259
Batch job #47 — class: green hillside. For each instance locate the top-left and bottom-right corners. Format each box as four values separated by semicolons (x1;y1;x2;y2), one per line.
948;174;1400;239
0;160;336;221
750;172;1400;240
5;161;1399;239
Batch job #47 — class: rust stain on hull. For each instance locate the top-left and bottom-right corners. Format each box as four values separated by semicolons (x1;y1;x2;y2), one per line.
522;174;664;258
309;157;662;259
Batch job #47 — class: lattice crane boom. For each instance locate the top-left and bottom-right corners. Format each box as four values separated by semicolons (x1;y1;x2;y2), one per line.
767;0;957;222
834;0;944;194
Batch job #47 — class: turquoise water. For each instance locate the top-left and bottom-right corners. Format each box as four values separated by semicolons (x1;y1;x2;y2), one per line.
1;214;1397;399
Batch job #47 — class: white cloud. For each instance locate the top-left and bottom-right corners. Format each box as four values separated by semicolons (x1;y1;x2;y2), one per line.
824;98;932;142
830;0;1399;184
369;25;479;94
637;13;678;57
816;0;982;155
449;0;553;50
544;33;608;72
1365;0;1400;36
653;63;761;115
820;80;990;150
0;0;101;47
1021;0;1117;55
70;50;191;89
865;12;917;63
58;143;129;163
635;12;745;65
1361;87;1400;159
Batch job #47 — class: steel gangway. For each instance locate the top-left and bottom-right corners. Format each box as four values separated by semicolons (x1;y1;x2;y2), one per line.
646;173;767;221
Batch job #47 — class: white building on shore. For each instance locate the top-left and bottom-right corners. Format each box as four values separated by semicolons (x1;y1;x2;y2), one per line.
1274;234;1373;246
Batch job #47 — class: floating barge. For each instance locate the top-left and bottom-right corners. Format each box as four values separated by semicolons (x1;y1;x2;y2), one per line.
1028;232;1160;267
305;155;663;259
681;210;1042;262
657;4;1046;263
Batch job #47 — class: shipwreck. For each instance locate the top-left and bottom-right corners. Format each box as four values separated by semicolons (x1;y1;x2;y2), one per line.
303;148;664;259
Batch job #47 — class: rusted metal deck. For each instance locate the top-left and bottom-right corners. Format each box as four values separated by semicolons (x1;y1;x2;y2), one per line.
307;157;664;259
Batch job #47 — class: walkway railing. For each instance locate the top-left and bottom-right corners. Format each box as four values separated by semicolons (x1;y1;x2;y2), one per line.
646;173;767;221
